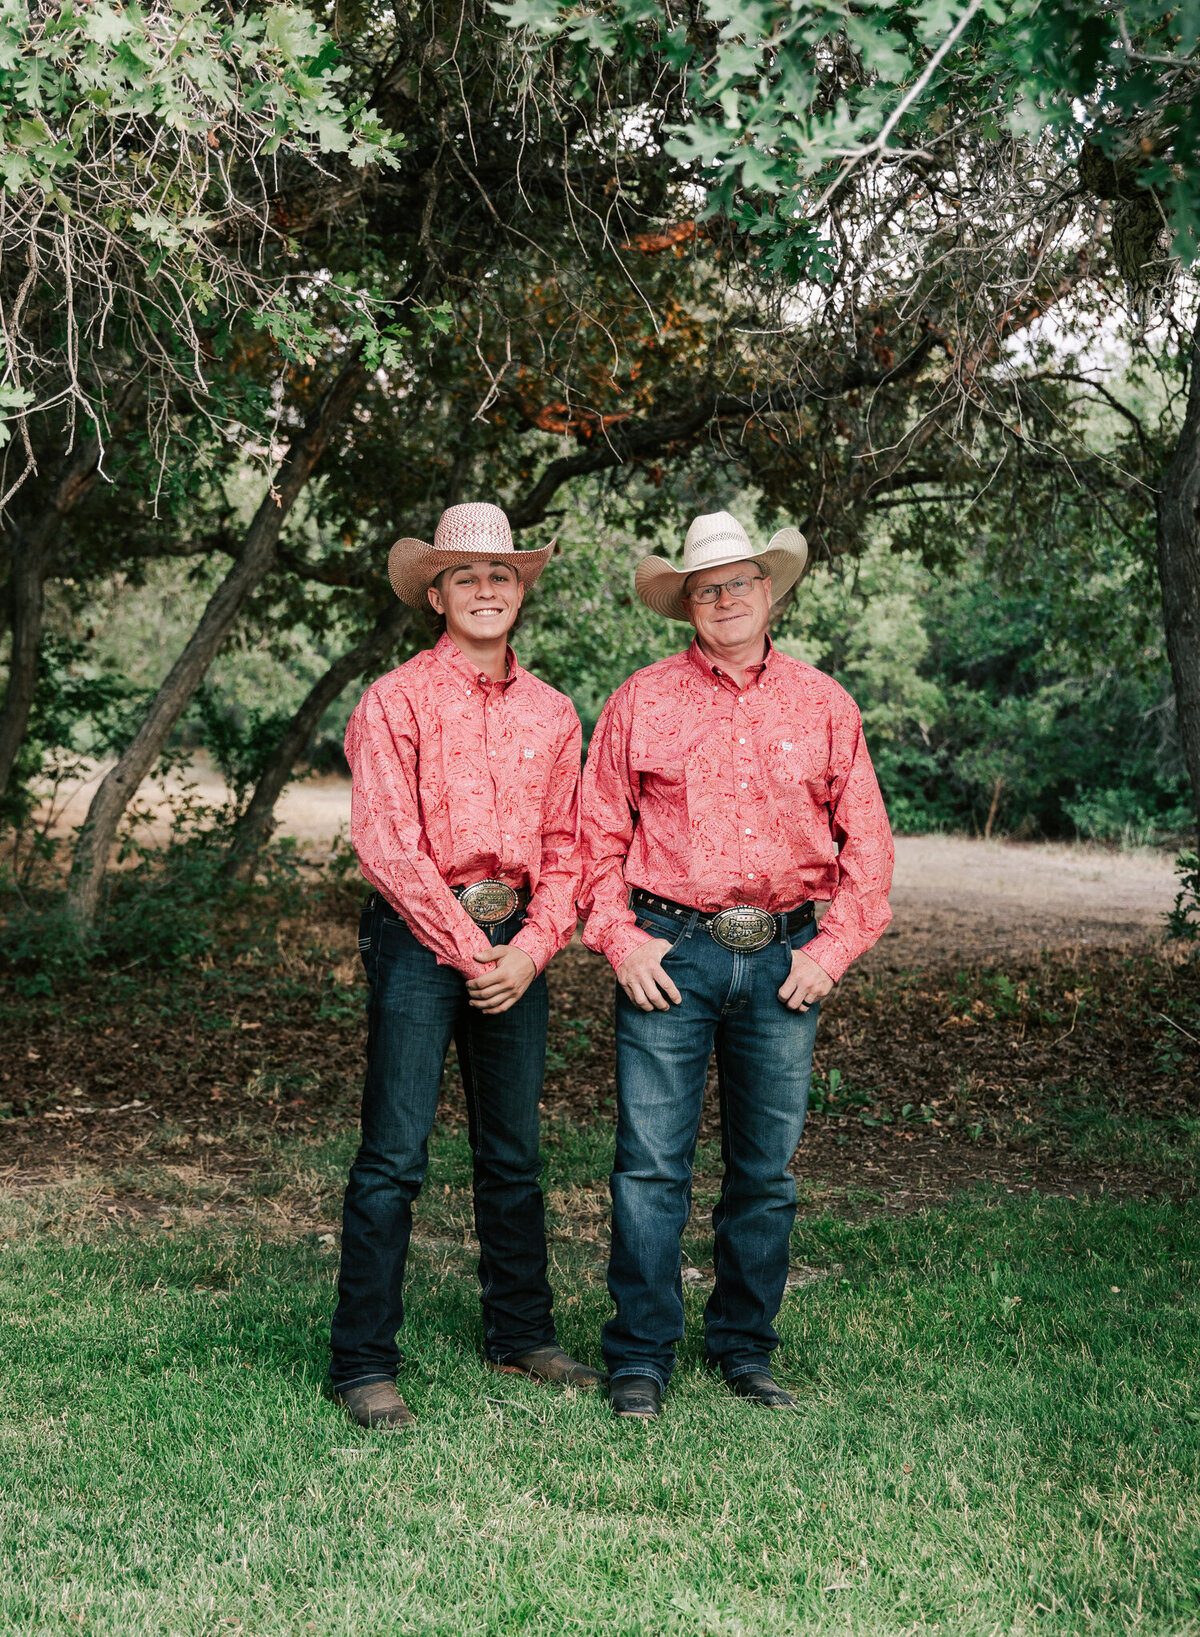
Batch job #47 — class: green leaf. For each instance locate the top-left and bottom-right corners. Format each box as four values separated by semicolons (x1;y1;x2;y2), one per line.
489;0;564;33
0;150;33;190
81;4;134;46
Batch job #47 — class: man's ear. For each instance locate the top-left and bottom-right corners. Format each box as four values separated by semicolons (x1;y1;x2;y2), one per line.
427;581;444;615
761;573;774;609
515;579;526;608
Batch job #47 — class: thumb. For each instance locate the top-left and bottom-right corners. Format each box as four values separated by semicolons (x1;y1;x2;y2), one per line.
474;946;505;963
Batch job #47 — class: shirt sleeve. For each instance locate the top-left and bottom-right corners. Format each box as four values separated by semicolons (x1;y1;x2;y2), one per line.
803;699;895;983
346;683;491;977
510;707;582;974
578;686;656;972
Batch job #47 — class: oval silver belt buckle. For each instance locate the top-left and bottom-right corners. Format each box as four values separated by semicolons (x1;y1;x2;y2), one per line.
459;879;519;925
709;905;776;953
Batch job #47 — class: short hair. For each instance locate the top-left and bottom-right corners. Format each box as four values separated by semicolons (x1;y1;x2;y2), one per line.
423;562;524;639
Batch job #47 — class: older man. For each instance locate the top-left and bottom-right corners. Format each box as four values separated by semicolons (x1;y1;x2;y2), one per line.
580;511;894;1418
330;502;601;1429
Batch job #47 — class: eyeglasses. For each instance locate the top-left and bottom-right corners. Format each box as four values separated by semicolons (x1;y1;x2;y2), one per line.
684;573;765;606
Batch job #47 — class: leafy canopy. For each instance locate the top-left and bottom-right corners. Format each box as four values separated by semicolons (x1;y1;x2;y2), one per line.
0;0;404;474
496;0;1200;272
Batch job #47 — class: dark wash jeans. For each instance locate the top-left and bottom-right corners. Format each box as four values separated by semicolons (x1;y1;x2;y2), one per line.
604;906;821;1389
329;896;556;1391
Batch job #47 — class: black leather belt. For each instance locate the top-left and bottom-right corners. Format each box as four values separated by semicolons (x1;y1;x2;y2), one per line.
630;887;814;953
452;880;530;925
365;883;529;928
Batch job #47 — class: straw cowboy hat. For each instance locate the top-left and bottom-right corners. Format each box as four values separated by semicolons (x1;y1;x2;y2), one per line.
635;511;808;623
387;501;557;609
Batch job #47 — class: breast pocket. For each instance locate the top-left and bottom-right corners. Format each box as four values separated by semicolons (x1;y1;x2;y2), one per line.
514;742;553;805
765;736;828;798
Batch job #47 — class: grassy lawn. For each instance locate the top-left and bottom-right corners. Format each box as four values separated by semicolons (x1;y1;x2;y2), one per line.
2;1126;1198;1636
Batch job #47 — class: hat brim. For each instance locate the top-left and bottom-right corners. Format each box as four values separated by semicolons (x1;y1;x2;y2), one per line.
634;527;808;622
387;538;557;609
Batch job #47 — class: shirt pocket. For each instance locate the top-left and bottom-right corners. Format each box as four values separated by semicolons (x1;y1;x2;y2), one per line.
512;740;554;812
764;735;829;798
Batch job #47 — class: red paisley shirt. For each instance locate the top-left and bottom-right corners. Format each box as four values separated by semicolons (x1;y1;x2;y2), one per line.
345;634;581;978
579;639;893;981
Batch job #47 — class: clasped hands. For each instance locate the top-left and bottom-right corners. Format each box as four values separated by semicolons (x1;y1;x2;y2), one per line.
466;944;537;1013
616;937;834;1014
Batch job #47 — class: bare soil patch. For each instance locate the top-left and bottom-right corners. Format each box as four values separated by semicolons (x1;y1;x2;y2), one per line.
876;834;1177;966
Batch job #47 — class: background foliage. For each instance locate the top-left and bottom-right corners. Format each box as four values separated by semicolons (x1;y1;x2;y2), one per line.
2;0;1196;964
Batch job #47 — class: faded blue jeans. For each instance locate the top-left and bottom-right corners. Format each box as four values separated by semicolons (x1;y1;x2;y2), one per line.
603;906;821;1388
329;895;555;1391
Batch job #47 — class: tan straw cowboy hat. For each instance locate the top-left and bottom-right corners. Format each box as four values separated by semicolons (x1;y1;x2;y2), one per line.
387;501;557;609
635;511;808;622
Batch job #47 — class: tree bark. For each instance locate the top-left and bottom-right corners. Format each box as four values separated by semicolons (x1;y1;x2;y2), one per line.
67;356;365;922
1157;312;1200;846
0;434;109;799
222;599;413;879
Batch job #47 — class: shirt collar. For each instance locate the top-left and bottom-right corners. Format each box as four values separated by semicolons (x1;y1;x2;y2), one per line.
434;631;520;693
687;634;775;687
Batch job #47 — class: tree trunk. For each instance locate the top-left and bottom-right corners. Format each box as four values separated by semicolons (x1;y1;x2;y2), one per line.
223;599;413;879
0;434;109;799
67;356;365;922
1157;312;1200;847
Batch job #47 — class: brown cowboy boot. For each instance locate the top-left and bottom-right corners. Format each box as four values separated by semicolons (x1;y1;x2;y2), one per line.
336;1381;417;1428
492;1344;604;1390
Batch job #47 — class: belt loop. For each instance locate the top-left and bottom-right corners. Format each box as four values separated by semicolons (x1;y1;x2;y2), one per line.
682;909;699;941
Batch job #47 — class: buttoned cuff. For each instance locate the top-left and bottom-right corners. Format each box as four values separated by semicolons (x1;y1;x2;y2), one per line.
510;923;552;976
601;922;656;973
446;942;492;980
803;931;852;984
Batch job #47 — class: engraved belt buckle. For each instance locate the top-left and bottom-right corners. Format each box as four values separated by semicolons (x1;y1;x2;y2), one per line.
459;879;519;926
709;905;777;953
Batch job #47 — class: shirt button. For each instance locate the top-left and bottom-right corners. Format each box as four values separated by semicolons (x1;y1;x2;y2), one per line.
737;696;744;703
748;873;755;880
740;782;748;789
744;828;752;835
738;737;746;744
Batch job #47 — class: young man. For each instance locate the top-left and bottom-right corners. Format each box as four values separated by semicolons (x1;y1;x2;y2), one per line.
330;501;600;1428
580;511;894;1419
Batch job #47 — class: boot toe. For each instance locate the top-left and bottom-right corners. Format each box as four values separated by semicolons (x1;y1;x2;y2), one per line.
727;1371;797;1409
336;1381;417;1428
494;1346;605;1390
609;1375;662;1418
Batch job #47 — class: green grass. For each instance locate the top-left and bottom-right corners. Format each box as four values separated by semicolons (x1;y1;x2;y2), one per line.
2;1160;1198;1636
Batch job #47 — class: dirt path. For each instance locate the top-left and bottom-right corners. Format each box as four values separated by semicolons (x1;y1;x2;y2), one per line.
45;758;1177;962
871;835;1176;967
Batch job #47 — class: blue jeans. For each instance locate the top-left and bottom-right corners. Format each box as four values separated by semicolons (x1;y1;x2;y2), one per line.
603;907;821;1388
329;896;556;1391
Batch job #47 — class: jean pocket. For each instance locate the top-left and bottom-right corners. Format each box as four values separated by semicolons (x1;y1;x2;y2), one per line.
787;919;818;952
357;907;375;965
636;914;688;953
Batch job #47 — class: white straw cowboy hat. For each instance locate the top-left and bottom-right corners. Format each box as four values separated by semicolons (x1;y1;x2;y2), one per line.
387;501;557;609
635;511;808;622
